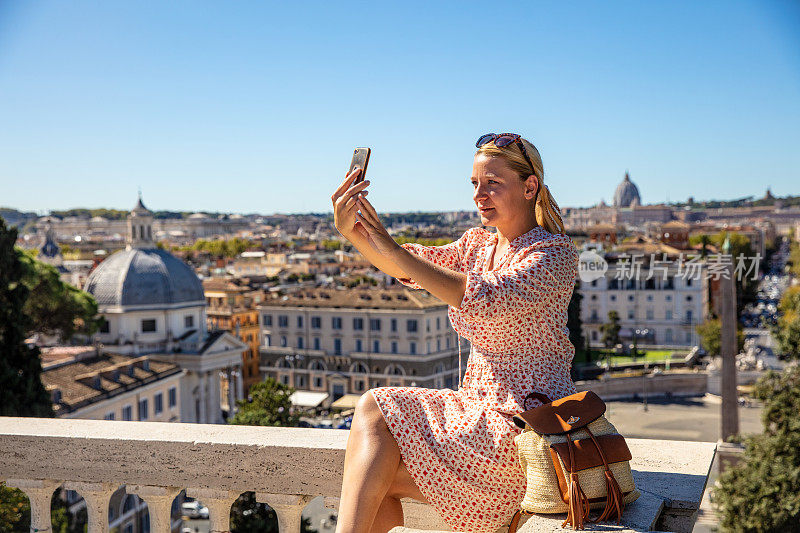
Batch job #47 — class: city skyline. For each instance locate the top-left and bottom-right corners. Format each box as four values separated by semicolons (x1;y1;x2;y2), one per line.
1;1;798;214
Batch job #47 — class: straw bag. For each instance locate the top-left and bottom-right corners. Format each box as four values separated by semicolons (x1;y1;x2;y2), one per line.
507;391;640;532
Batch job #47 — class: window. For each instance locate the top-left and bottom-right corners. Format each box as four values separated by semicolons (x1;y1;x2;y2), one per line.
314;337;321;350
609;279;619;290
591;295;597;300
666;310;673;320
332;317;342;330
686;278;693;287
686;310;693;321
646;309;654;320
410;342;416;354
686;295;693;301
627;309;635;320
666;329;673;342
355;379;365;392
314;377;323;388
141;319;156;333
311;316;321;329
591;331;598;341
355;339;363;352
391;318;397;332
646;295;653;302
168;387;177;408
391;341;398;354
627;295;634;302
296;375;305;388
591;279;598;287
407;319;418;333
184;315;194;328
154;393;163;415
610;295;617;301
280;336;287;347
297;316;303;328
263;314;273;326
437;339;441;351
373;340;380;353
122;405;133;421
104;412;115;421
353;318;364;330
426;319;431;332
278;315;289;328
334;339;342;355
138;398;148;420
369;318;381;331
282;375;290;385
297;337;304;349
436;317;441;330
99;320;110;333
264;334;272;346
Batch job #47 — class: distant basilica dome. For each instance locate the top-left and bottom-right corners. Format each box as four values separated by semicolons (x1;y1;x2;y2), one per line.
84;195;204;308
613;172;641;208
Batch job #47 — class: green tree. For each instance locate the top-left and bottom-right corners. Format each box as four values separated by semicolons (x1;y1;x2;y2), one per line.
567;282;586;369
695;318;745;356
0;482;29;533
712;365;800;531
228;378;300;427
0;218;53;418
772;286;800;360
18;251;103;341
600;311;621;349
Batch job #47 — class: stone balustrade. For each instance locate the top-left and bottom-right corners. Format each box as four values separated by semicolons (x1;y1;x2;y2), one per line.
0;417;716;532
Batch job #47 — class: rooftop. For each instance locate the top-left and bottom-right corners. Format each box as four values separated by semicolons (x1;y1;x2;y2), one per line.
261;287;446;310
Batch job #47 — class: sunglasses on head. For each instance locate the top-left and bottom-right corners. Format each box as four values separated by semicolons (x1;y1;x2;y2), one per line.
476;133;536;175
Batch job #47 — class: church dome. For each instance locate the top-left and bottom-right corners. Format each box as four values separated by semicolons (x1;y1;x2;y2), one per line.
84;248;204;307
613;172;641;208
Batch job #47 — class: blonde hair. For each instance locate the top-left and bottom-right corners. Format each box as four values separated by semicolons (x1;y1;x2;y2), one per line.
475;136;566;235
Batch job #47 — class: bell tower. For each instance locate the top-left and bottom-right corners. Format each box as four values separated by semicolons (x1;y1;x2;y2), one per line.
127;192;154;249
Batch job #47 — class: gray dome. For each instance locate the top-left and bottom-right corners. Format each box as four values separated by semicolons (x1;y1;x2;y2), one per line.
613;172;641;208
85;248;204;307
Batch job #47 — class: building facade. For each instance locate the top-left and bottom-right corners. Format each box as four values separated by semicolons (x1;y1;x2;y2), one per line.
258;287;464;401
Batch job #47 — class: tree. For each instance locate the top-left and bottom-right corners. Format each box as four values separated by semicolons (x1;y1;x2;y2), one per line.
229;491;316;533
711;365;800;531
567;282;586;370
18;251;103;341
0;218;53;418
600;311;621;349
228;378;300;428
696;318;745;356
773;286;800;360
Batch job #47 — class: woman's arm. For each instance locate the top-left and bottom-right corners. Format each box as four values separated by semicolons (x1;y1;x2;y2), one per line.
355;195;467;308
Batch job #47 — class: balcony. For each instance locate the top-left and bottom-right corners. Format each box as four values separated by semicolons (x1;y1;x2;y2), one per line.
0;417;716;532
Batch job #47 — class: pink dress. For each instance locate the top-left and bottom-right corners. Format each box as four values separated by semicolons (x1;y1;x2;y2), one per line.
371;225;580;533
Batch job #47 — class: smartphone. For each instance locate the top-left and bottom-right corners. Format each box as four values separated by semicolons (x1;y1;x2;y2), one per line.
348;147;371;184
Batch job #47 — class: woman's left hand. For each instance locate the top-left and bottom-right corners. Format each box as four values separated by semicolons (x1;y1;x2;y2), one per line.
355;195;400;256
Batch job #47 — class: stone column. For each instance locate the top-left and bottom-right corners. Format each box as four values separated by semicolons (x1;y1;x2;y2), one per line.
206;371;216;425
227;368;236;417
257;494;312;533
235;366;244;401
64;481;118;533
5;479;61;533
198;371;207;424
186;488;240;533
720;248;740;440
128;485;181;533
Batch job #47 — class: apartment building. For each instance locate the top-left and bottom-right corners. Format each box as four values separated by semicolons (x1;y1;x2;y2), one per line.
258;287;463;401
580;251;709;348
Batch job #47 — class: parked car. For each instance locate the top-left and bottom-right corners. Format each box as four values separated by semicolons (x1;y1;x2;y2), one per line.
181;500;209;519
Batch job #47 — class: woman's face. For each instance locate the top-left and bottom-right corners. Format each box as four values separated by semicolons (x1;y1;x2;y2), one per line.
471;153;537;228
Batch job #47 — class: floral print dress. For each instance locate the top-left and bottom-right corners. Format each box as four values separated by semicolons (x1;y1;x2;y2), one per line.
370;225;580;533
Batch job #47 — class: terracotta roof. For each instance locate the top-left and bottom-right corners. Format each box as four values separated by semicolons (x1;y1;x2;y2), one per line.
260;287;446;310
42;353;181;416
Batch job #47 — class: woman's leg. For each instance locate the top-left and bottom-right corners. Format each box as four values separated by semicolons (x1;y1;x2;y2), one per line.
335;390;427;533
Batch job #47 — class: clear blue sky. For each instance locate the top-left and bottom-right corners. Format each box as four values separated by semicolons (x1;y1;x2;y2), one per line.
1;1;798;215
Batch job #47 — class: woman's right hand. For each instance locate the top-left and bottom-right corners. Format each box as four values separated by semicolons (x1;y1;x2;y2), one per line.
331;168;370;240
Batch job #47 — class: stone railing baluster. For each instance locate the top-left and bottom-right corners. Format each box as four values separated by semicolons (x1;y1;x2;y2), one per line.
258;493;312;533
63;481;118;533
186;488;241;533
128;485;181;533
5;479;61;533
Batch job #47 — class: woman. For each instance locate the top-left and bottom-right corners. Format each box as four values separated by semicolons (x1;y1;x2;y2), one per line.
330;133;579;533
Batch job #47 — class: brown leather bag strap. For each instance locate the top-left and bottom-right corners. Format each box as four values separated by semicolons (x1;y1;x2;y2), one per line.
523;391;552;410
507;509;526;533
